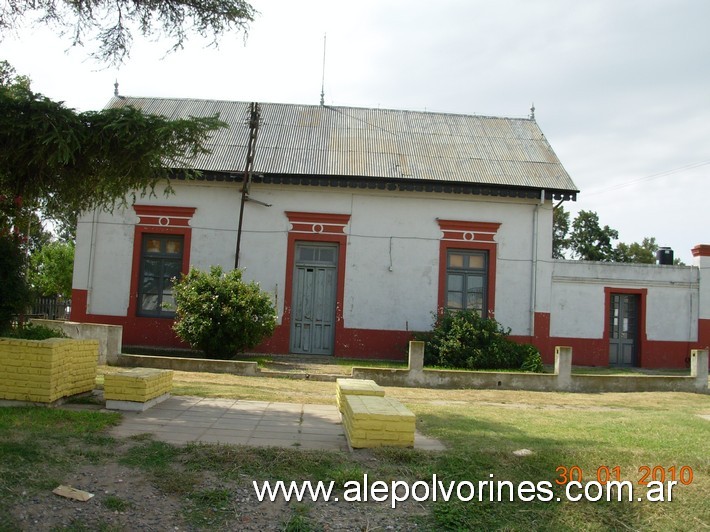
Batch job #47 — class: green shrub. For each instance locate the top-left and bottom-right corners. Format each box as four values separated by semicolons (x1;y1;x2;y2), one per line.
172;266;276;359
519;344;544;373
419;309;542;372
3;323;68;340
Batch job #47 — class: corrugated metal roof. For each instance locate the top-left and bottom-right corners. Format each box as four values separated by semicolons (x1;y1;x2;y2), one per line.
106;97;578;193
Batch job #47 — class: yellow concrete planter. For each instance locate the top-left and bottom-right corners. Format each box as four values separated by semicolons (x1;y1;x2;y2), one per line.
0;338;99;403
341;394;415;448
336;378;385;412
104;368;173;411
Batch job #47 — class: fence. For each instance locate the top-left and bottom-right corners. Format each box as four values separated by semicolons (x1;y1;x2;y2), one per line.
31;296;71;321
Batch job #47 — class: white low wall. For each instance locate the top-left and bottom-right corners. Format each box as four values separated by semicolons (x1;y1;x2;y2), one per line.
353;344;709;393
29;319;122;365
550;260;699;341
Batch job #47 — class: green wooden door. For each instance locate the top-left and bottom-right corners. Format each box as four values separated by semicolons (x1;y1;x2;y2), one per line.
290;243;338;355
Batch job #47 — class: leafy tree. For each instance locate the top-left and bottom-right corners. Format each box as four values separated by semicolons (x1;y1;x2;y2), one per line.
0;234;31;334
0;63;226;329
172;266;276;358
552;205;570;259
555;208;679;265
614;237;658;264
29;241;75;298
568;210;619;261
1;1;256;65
1;0;253;327
0;79;226;222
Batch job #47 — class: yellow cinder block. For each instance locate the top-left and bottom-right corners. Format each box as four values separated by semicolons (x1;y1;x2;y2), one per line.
367;431;399;441
341;394;415;449
336;378;385;395
104;368;172;402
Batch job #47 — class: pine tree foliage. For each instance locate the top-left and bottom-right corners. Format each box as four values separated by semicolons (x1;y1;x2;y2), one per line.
0;0;256;64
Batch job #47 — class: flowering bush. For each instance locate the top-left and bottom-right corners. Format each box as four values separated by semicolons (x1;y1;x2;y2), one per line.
172;266;276;359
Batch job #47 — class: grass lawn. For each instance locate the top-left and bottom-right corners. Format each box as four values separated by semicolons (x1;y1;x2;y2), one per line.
1;370;709;530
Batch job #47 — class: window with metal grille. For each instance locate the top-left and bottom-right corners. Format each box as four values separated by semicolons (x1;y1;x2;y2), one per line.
137;234;184;317
446;250;488;314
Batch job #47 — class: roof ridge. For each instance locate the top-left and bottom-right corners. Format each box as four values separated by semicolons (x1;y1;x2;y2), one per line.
108;96;532;121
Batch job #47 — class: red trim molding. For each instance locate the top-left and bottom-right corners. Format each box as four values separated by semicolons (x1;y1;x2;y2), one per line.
127;205;196;320
437;219;501;243
436;219;500;317
265;212;352;354
133;205;196;228
285;211;350;235
692;245;710;257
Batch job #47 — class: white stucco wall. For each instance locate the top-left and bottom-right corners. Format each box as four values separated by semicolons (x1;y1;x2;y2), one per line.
693;252;710;320
73;207;136;316
74;180;704;346
74;180;550;334
550;260;699;341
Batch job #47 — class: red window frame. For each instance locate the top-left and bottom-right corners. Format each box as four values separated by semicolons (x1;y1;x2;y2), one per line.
128;205;195;319
282;211;350;351
437;219;500;317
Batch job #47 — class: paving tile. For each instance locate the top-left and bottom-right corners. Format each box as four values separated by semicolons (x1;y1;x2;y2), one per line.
299;432;346;442
199;434;250;445
219;411;264;418
109;395;444;452
264;405;302;413
143;424;206;435
157;400;199;410
176;414;221;422
257;419;301;427
235;400;271;408
143;408;185;418
211;420;259;430
163;420;216;429
203;428;255;438
299;427;345;437
252;427;301;437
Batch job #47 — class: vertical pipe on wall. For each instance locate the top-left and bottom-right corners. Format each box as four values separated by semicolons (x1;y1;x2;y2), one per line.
86;208;99;314
530;190;545;337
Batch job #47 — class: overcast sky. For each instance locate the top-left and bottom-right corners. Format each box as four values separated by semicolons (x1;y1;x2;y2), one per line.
2;0;708;262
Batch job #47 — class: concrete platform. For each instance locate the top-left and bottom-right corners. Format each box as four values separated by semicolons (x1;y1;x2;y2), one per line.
106;392;171;412
110;396;445;452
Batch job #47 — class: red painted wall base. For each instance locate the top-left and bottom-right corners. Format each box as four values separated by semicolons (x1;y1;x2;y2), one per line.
512;312;704;369
71;291;706;367
71;289;190;349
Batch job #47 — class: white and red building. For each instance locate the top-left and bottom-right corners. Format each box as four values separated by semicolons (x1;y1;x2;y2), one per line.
71;98;710;368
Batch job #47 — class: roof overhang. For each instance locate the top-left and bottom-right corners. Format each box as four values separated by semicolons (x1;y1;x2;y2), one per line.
174;170;578;202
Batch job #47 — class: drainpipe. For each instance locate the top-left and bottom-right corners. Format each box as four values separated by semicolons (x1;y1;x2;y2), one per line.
86;208;99;314
530;189;545;338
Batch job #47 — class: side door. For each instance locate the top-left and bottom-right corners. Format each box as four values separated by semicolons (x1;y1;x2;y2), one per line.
609;293;639;367
290;243;338;355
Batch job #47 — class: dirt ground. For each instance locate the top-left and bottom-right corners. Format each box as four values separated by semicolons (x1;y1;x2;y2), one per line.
11;445;429;531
